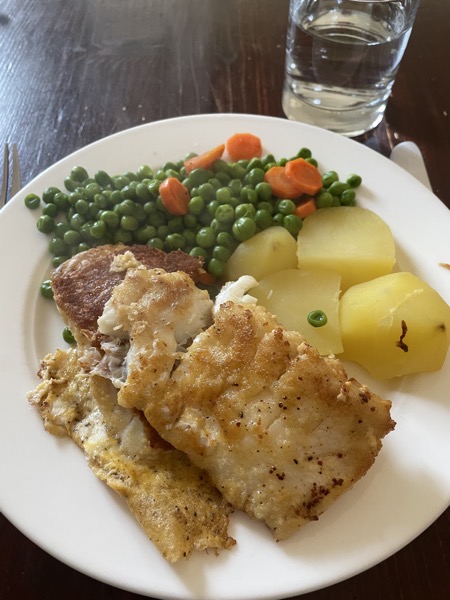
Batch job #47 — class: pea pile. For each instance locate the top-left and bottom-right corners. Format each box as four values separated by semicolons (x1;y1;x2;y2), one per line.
25;147;361;279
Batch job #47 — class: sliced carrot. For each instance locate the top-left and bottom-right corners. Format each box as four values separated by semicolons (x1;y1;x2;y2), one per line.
285;158;323;196
184;143;225;174
294;198;317;219
159;177;190;215
196;270;216;286
264;165;303;199
226;132;263;161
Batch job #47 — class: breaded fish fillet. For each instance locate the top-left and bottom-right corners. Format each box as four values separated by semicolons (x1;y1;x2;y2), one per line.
51;244;208;343
28;348;234;562
102;268;395;540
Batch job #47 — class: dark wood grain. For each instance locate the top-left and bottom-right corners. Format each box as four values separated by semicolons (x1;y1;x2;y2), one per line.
0;1;449;599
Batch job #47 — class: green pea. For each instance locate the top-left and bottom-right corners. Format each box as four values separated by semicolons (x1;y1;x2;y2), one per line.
75;198;89;214
49;237;68;256
36;215;55;234
112;175;130;190
215;187;232;204
196;227;216;248
277;199;296;215
70;213;86;231
40;279;54;299
255;182;272;202
322;171;339;188
63;230;81;246
235;203;256;219
216;231;235;249
24;193;40;210
189;246;208;259
197;182;216;202
272;213;284;226
183;213;198;229
257;201;274;215
63;327;76;344
157;225;170;239
232;217;256;242
296;147;312;159
189;168;211;187
117;199;137;216
137;165;154;180
98;210;118;230
120;215;139;231
52;255;68;268
347;173;362;188
255;209;273;230
54;192;69;211
42;187;61;205
215;204;235;224
167;217;184;233
328;181;350;197
215;171;231;186
77;242;91;254
71;166;89;183
340;188;356;206
147;237;164;250
316;191;334;208
147;179;161;198
188;196;205;215
42;203;59;218
94;193;108;209
114;229;133;244
135;182;152;203
212;245;231;262
183;230;197;247
228;178;242;196
306;157;318;168
90;220;107;239
207;257;226;278
240;186;258;204
207;200;220;217
210;218;229;234
165;233;186;250
94;170;113;188
64;177;79;192
144;200;158;215
261;153;276;167
212;159;231;174
134;225;157;243
283;214;303;236
245;168;265;186
54;222;71;238
229;163;247;180
307;309;328;327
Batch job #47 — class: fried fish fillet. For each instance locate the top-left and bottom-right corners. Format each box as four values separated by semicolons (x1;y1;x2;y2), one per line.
51;244;208;343
29;245;235;562
28;348;235;562
101;265;395;540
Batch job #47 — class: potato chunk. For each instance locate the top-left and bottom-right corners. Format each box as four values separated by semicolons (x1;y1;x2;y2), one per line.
225;226;297;281
297;207;396;290
252;268;343;355
339;272;450;379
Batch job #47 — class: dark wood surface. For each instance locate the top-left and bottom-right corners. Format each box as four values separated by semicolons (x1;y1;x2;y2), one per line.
0;1;449;599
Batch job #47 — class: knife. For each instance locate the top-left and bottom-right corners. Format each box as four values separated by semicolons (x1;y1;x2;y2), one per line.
389;141;432;191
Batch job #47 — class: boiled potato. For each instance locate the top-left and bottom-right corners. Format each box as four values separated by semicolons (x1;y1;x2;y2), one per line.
297;207;396;290
225;226;297;281
252;268;343;355
339;271;450;379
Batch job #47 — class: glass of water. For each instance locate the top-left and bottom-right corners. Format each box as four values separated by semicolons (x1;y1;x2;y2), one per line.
282;0;420;136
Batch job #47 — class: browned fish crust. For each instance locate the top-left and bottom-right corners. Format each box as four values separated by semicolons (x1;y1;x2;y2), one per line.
51;245;206;340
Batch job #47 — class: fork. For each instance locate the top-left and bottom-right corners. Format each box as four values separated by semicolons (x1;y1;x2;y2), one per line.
0;143;22;209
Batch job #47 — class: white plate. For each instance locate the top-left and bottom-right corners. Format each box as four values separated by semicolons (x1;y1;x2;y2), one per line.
1;114;449;600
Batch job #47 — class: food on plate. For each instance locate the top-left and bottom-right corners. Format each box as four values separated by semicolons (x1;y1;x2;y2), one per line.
93;251;394;541
28;349;234;563
251;268;342;356
28;245;235;562
224;226;297;282
51;243;207;343
339;271;450;379
27;135;361;279
296;206;396;290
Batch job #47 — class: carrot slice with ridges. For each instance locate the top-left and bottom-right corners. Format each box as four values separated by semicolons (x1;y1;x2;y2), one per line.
285;158;323;196
264;166;303;199
159;177;190;215
294;198;317;219
226;133;263;161
184;144;225;174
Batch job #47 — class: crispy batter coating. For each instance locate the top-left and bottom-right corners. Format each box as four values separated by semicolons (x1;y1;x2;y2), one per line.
106;270;395;540
28;349;235;562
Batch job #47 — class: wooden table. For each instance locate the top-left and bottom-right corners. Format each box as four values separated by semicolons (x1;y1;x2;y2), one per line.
0;1;449;598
